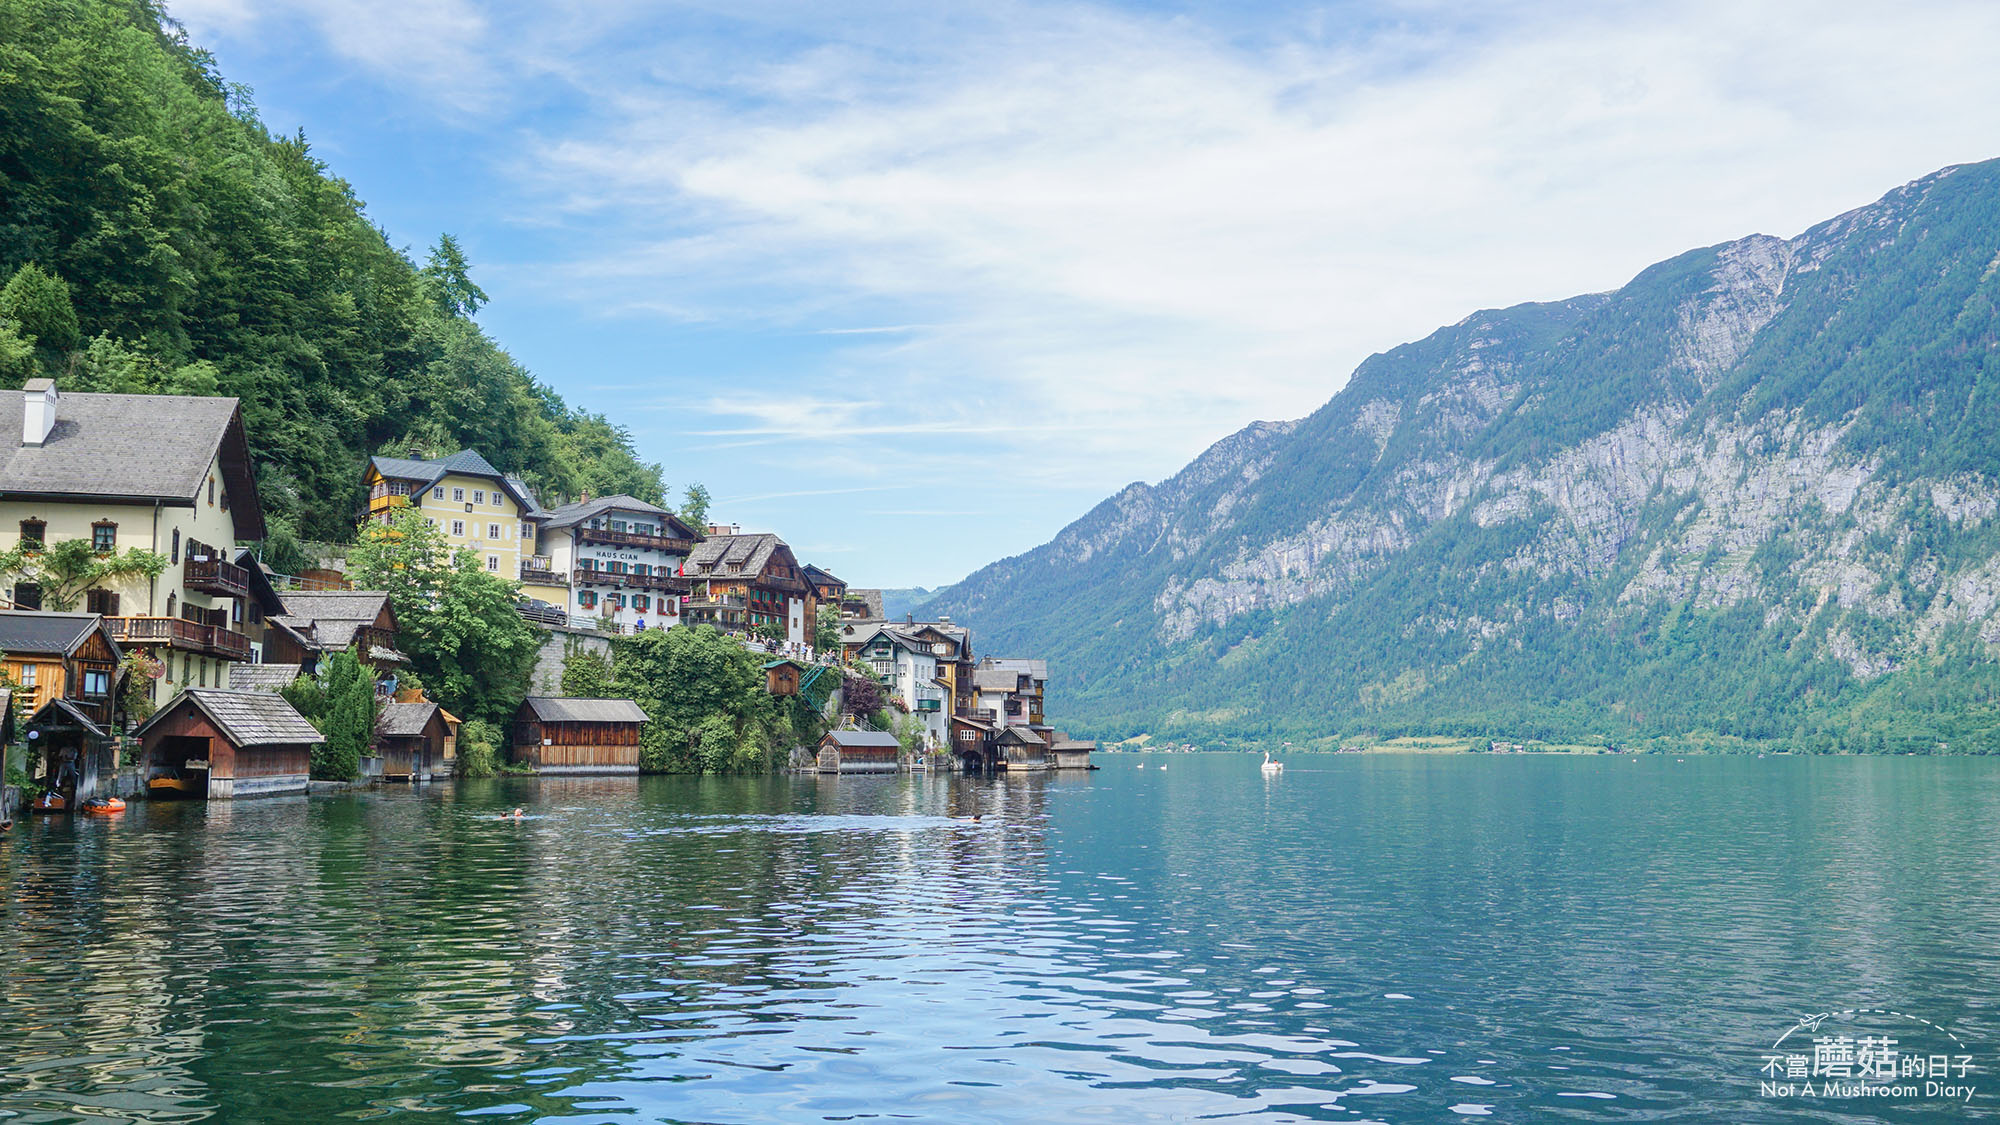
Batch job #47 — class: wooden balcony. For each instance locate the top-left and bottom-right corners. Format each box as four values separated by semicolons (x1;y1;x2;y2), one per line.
108;616;252;660
572;568;690;594
183;556;250;598
520;563;561;585
576;526;695;553
351;624;399;656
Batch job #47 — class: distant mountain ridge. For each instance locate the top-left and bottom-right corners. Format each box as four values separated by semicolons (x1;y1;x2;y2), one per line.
930;159;2000;752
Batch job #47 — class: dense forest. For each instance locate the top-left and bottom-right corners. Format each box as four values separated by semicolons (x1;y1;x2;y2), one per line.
0;0;667;547
933;159;2000;753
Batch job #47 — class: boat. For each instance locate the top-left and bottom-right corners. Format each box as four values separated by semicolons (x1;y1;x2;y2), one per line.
29;791;66;814
149;770;196;797
80;796;126;816
1261;751;1284;774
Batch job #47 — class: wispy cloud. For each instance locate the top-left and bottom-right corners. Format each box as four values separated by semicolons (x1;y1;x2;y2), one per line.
171;0;2000;585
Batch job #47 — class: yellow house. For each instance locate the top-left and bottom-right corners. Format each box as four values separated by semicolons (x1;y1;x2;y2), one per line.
363;450;545;586
0;379;268;698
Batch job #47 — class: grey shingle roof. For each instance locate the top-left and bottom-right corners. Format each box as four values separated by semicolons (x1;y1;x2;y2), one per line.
685;533;780;576
822;729;900;749
845;589;886;618
997;726;1046;746
0;611;111;657
367;449;538;512
228;663;303;693
974;667;1027;693
269;591;394;650
538;494;666;529
31;696;107;738
0;387;264;537
520;696;648;724
378;701;440;737
802;564;844;587
138;689;325;747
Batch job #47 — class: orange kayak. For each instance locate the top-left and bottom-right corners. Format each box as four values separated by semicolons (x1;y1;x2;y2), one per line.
80;797;126;816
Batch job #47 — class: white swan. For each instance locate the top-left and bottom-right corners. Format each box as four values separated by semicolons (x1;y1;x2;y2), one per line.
1261;750;1284;774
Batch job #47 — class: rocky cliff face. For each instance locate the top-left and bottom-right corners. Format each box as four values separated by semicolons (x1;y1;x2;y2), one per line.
930;160;2000;751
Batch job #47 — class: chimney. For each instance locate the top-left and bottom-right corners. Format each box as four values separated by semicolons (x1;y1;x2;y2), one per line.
21;378;57;447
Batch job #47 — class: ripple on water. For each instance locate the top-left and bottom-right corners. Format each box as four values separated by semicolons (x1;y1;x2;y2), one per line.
1;758;1996;1123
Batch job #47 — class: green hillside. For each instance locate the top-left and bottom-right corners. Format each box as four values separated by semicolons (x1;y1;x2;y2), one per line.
0;0;665;545
932;160;2000;753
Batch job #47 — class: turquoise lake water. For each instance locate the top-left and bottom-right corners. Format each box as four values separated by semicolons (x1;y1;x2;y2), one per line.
0;753;1995;1122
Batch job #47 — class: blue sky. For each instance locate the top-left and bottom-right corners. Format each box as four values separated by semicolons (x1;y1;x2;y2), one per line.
169;0;2000;588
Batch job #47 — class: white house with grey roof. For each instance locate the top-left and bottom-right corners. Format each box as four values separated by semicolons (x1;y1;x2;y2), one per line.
0;379;268;700
531;494;702;632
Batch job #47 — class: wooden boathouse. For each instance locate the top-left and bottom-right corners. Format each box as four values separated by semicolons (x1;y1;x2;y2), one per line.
135;689;324;798
511;696;647;774
375;701;456;782
816;729;901;773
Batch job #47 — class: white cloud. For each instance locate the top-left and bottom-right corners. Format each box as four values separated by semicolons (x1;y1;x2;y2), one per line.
493;0;2000;494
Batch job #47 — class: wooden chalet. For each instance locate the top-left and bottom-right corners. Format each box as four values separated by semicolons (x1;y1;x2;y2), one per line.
264;590;407;674
816;728;902;773
0;612;124;799
681;532;811;642
511;696;647;774
135;688;324;799
375;701;456;782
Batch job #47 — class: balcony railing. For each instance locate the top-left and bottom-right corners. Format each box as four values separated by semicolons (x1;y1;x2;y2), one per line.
351;624;399;656
183;556;251;598
520;562;561;585
684;593;747;609
108;616;252;660
572;568;690;594
576;526;696;553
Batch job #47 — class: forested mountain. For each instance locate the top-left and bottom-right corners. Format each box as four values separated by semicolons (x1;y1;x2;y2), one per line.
932;159;2000;753
0;0;665;549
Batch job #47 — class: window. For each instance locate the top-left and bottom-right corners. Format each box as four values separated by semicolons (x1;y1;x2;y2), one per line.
171;529;181;563
451;520;465;536
487;555;500;571
85;589;120;615
434;487;445;500
578;591;597;609
18;664;35;688
387;481;411;496
473;489;485;504
932;642;949;654
634;595;650;611
232;599;243;624
91;521;117;552
249;601;262;624
208;476;216;506
452;487;465;502
166;592;176;618
521;523;534;540
19;519;44;548
198;660;208;687
487;523;501;540
611;520;627;532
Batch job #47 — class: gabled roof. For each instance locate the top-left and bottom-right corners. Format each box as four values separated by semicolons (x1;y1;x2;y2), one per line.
843;589;886;618
974;667;1027;693
997;725;1046;746
981;657;1048;680
761;658;808;670
367;449;539;512
519;696;648;724
378;700;441;737
0;385;265;537
684;533;796;581
30;696;107;739
802;564;845;588
822;729;900;749
228;663;303;693
270;591;398;653
0;611;118;658
232;547;289;616
137;689;325;747
537;494;700;538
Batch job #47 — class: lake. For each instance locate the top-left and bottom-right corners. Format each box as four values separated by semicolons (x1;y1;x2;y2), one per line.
1;753;1995;1122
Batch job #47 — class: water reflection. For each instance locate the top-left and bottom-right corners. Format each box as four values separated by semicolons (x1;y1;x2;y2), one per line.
0;756;1996;1122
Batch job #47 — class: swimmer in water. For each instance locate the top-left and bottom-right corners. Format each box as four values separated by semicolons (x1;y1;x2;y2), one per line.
499;807;525;820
